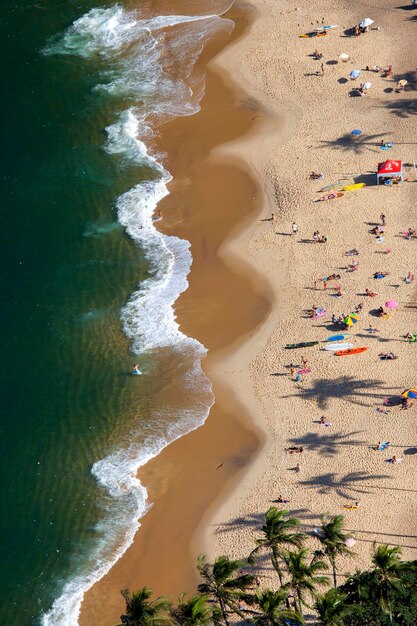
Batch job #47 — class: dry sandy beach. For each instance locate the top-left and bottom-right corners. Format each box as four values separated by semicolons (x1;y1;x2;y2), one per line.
81;0;417;622
211;0;417;583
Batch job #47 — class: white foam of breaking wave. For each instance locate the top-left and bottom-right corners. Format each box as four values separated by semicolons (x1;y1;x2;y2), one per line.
39;4;232;624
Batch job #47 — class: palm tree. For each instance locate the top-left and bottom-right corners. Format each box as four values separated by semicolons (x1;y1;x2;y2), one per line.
370;543;407;626
315;588;349;626
284;548;329;618
248;507;306;585
318;514;354;587
116;587;172;626
170;593;213;626
197;554;254;626
251;588;305;626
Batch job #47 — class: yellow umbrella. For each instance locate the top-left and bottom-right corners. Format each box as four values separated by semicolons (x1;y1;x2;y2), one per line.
344;313;359;326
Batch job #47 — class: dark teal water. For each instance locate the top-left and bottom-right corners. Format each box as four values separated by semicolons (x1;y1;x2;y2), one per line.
0;1;151;623
0;1;233;623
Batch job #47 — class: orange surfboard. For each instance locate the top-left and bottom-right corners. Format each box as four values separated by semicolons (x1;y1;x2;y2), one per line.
335;347;368;356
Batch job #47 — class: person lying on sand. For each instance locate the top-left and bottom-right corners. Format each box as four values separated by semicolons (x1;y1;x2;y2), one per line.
309;171;324;180
389;455;403;464
276;495;290;503
345;248;359;256
366;288;378;297
286;446;304;454
319;415;332;426
313;49;323;60
401;398;413;410
373;441;390;451
381;65;393;78
374;271;389;279
379;352;397;360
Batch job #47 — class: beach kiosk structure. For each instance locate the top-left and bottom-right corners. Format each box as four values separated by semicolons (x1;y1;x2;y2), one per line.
377;159;403;185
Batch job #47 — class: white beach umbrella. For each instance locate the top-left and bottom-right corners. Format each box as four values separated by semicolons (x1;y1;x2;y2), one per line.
359;18;374;27
362;82;372;90
339;53;350;62
345;538;356;548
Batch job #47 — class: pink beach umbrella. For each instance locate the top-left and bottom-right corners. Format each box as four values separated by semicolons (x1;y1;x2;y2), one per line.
385;299;398;309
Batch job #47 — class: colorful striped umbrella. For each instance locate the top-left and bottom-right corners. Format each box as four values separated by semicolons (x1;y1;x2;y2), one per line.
402;389;417;398
344;313;359;326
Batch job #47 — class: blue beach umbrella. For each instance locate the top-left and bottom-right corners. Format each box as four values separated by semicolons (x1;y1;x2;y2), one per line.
349;69;361;79
351;129;363;136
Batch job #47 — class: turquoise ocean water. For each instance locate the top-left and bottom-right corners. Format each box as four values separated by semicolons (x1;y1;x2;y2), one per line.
0;1;233;624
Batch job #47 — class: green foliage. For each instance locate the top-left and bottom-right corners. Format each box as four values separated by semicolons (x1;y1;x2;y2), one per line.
315;588;350;625
170;593;213;626
116;587;172;626
248;507;306;584
197;554;255;625
248;587;304;626
283;547;329;615
341;555;417;625
318;515;355;587
114;514;417;626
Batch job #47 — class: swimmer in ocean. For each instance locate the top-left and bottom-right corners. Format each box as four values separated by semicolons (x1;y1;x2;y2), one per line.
131;364;142;375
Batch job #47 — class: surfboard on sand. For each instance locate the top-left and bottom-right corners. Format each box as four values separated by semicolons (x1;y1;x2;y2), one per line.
341;183;366;191
325;334;351;342
315;25;337;31
323;343;354;351
335;347;368;356
285;341;319;349
317;192;344;202
299;31;327;38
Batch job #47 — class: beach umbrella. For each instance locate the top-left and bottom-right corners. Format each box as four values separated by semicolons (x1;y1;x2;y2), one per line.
351;129;363;136
402;388;417;398
349;69;361;79
398;80;408;86
345;538;356;548
385;299;398;309
344;313;359;326
362;82;372;90
359;18;374;28
339;53;350;62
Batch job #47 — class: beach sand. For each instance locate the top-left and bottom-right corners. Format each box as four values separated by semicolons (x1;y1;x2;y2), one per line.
209;0;417;585
81;0;417;623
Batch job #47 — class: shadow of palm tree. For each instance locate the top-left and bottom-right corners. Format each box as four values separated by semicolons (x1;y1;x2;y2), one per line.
317;132;386;154
282;375;397;409
299;471;390;499
288;431;367;457
385;97;417;118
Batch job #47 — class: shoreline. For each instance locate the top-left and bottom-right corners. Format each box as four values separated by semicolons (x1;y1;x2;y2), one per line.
79;2;277;623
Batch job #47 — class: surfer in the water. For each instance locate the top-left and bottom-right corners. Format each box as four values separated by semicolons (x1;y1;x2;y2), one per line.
131;364;142;375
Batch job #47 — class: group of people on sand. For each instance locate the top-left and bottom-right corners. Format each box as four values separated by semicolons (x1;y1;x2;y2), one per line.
312;230;327;243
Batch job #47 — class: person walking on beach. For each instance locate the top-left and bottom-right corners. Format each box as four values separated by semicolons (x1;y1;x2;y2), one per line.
301;355;308;367
380;213;386;226
291;222;298;235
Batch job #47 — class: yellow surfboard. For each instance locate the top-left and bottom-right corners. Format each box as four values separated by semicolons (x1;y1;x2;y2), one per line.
341;183;366;191
299;31;327;38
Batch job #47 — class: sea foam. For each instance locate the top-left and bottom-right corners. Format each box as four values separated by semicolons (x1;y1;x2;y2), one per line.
41;3;233;625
